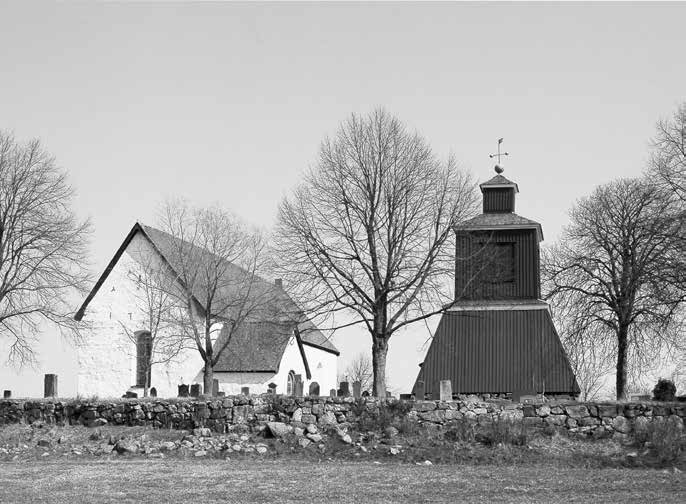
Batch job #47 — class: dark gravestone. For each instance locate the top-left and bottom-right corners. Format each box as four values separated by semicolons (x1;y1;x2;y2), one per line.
414;380;425;400
399;393;413;400
268;382;277;395
124;391;138;399
3;390;10;399
339;381;350;397
352;381;361;399
330;389;336;398
178;384;189;397
308;382;320;397
386;391;392;398
241;386;250;396
190;384;201;398
212;379;220;397
217;391;226;397
294;380;304;397
44;374;58;398
362;391;370;398
150;387;157;398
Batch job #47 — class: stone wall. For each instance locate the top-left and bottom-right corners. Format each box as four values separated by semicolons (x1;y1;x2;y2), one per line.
1;396;684;437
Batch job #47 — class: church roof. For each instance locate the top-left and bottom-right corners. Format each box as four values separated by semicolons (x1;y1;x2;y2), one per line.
74;223;338;368
479;174;519;192
455;212;544;241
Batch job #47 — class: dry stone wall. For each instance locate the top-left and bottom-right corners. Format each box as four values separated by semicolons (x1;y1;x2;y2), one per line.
1;397;684;437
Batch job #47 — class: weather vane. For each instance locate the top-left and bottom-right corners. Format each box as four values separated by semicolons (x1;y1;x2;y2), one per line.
489;138;509;173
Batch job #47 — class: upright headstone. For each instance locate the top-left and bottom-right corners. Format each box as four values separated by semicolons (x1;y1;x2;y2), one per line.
190;384;201;398
150;387;157;398
217;391;226;397
352;381;362;399
124;391;138;399
386;391;392;398
414;380;425;400
212;379;220;397
44;374;58;398
3;390;10;399
294;378;304;397
339;381;350;397
330;389;336;398
268;383;277;395
241;386;250;396
439;380;452;401
178;384;189;397
399;393;412;400
362;391;370;398
308;382;320;396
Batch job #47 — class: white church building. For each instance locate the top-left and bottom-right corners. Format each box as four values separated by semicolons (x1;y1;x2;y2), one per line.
73;223;339;398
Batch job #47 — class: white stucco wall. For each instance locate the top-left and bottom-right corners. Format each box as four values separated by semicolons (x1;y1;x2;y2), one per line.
77;232;203;398
77;229;338;398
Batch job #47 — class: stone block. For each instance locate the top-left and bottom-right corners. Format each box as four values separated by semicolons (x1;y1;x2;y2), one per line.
439;380;452;401
190;384;201;398
414;401;437;412
597;404;618;418
612;416;630;433
565;405;589;418
522;405;537;417
544;415;566;426
536;405;551;417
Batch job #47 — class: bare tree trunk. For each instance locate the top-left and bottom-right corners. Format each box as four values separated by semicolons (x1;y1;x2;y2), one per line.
616;324;629;400
372;337;388;398
203;362;214;397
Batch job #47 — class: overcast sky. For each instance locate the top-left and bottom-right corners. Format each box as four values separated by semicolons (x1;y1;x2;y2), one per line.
1;1;685;395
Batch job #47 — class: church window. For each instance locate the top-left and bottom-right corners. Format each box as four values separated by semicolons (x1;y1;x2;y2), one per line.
286;370;296;396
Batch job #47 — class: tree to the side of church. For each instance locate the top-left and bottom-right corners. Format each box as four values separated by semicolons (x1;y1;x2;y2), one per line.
275;108;479;397
0;131;92;364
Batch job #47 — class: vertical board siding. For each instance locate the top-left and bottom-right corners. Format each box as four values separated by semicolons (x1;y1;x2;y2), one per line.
455;229;539;300
414;310;579;396
483;188;515;213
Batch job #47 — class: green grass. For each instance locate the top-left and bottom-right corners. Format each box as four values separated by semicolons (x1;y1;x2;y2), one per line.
0;459;684;503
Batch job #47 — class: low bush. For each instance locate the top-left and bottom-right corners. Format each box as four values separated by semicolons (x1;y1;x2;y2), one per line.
443;418;476;444
652;378;676;402
632;417;685;463
474;417;528;447
351;400;414;432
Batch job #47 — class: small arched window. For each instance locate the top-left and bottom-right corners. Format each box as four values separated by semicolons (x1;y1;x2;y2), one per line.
286;370;296;396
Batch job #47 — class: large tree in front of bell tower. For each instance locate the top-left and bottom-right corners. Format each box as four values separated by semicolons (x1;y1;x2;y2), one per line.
275;109;479;397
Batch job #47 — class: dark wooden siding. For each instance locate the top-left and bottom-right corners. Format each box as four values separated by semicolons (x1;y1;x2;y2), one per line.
483;188;515;213
414;310;579;396
455;229;540;300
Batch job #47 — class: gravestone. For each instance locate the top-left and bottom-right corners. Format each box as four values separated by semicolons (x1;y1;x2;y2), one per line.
352;381;361;399
44;374;58;398
512;388;536;403
150;387;157;398
190;384;201;398
386;391;392;398
241;386;250;396
217;391;226;397
268;383;277;394
362;391;370;398
124;391;138;399
3;390;10;399
399;393;413;400
339;381;350;397
212;379;220;397
439;380;452;401
330;389;336;398
178;384;189;397
294;376;304;397
414;380;425;400
308;382;320;396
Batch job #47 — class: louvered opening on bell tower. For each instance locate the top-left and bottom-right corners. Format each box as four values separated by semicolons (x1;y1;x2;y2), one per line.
480;173;519;213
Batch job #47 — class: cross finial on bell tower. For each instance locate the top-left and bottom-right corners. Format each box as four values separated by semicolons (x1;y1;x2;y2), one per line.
489;138;509;173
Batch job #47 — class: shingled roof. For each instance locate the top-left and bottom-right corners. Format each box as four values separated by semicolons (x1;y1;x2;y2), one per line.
74;223;338;370
479;174;519;192
455;212;544;241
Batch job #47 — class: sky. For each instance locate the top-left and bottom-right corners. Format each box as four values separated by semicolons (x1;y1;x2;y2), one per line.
1;1;685;397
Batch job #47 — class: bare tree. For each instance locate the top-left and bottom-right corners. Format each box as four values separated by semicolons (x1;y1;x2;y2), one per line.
650;102;686;202
276;109;478;396
547;289;614;400
118;254;185;397
543;177;686;400
0;131;91;364
156;200;281;395
341;352;373;393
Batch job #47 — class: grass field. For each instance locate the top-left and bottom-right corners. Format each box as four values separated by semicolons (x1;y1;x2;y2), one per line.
0;459;684;503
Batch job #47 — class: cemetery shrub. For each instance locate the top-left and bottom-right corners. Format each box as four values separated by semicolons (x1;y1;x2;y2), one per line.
443;419;476;444
633;417;685;463
474;417;528;447
652;378;677;402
